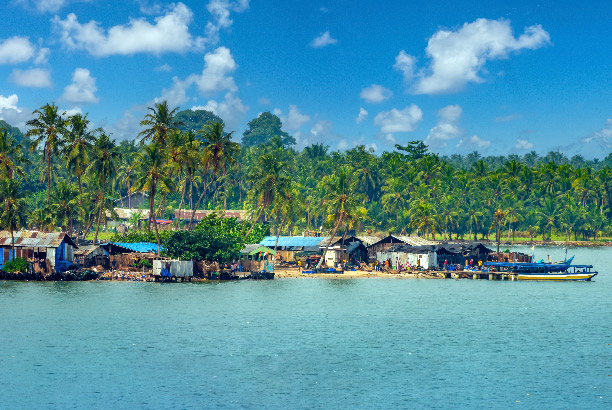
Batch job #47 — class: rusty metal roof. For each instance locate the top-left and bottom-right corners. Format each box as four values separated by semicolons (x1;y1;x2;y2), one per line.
0;230;78;249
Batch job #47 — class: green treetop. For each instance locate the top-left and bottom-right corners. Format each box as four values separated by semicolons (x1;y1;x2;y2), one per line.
241;112;296;148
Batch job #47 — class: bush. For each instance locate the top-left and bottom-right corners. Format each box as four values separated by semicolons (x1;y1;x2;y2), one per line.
2;257;27;273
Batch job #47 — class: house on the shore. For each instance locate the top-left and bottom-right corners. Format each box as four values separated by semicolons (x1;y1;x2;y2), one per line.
114;191;148;208
240;244;275;271
0;230;78;272
376;244;438;270
259;236;328;262
367;235;439;259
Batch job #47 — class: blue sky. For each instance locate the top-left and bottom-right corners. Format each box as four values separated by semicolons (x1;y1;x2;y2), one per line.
1;0;611;157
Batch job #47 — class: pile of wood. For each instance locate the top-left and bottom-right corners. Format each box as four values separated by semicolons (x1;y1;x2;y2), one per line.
110;252;163;269
196;261;221;275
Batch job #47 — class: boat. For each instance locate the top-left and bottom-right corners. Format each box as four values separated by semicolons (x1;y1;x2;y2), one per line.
483;257;598;281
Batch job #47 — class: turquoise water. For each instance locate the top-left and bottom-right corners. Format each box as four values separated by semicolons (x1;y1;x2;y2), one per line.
1;246;611;409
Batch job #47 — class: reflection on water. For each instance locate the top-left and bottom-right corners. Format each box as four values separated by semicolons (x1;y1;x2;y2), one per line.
1;246;610;409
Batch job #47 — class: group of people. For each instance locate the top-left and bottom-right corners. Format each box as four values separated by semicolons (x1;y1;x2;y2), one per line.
442;259;484;271
373;259;416;272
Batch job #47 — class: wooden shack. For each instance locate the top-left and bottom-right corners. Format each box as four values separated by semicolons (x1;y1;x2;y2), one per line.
240;244;275;272
0;230;78;273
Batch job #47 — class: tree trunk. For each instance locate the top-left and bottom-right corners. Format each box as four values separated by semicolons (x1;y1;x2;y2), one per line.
188;181;208;231
273;212;288;260
151;183;161;256
316;213;344;269
176;175;188;229
10;228;15;263
47;146;51;203
77;174;83;245
244;205;265;240
93;179;106;245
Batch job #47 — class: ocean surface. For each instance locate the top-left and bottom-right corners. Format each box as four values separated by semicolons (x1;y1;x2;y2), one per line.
1;246;611;409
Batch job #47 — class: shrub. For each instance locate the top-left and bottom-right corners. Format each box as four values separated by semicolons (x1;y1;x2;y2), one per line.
2;257;28;273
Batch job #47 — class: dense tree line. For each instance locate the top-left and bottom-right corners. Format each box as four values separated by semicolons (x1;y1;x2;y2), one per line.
1;100;612;261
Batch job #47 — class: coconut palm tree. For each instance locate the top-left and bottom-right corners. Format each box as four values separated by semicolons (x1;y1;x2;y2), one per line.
0;178;28;260
138;101;182;146
87;133;120;244
26;103;68;202
132;143;174;255
50;180;79;236
0;128;30;179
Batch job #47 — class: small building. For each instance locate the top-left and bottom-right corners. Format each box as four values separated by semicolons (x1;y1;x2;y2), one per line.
436;243;493;266
377;244;438;270
175;209;248;222
240;244;275;272
74;244;105;268
115;191;149;208
105;208;150;229
0;230;78;273
368;235;439;259
259;236;328;262
100;242;162;270
152;260;193;280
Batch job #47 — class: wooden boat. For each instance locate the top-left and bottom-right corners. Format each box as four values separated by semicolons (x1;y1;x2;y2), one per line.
483;257;598;281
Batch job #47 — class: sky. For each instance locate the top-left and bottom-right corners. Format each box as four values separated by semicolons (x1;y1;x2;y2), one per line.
1;0;612;158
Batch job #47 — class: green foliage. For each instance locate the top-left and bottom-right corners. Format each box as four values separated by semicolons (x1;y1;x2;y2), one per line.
241;112;295;148
175;109;223;134
2;257;27;273
395;141;429;161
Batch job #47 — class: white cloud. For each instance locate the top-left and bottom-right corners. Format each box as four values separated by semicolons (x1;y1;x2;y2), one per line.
154;63;172;72
155;76;191;107
258;97;270;105
192;46;237;96
398;18;551;95
456;135;491;150
374;105;423;133
61;107;83;117
110;109;144;140
393;50;416;84
360;84;393;104
0;94;30;128
385;133;396;144
205;0;251;45
581;119;612;149
194;92;248;129
62;68;99;103
34;47;50;64
425;104;463;148
515;138;535;150
16;0;69;13
0;36;36;65
273;105;310;130
356;107;368;123
10;68;52;88
310;31;338;48
52;3;203;56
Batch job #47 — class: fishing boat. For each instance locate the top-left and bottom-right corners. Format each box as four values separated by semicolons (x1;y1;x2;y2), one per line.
483;257;598;281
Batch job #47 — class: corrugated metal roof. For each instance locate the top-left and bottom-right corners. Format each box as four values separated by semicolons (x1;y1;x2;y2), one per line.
370;235;438;247
260;236;328;247
356;236;382;246
101;242;162;253
0;230;77;248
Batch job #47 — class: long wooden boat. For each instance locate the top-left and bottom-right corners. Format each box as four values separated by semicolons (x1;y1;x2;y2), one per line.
483;258;598;281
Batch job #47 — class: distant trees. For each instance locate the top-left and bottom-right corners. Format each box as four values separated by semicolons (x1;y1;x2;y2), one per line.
241;112;295;148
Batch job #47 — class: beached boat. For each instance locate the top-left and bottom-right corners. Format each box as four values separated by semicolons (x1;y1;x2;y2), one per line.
483;257;598;281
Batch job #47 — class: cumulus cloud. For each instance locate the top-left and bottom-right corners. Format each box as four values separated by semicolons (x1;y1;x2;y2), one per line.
110;109;144;140
61;107;83;117
310;31;338;48
62;68;99;103
0;94;30;128
273;105;310;130
360;84;393;104
515;138;535;150
15;0;69;13
154;46;239;109
0;36;36;64
374;105;423;133
10;68;52;88
397;18;551;95
205;0;251;45
456;135;491;150
52;3;203;56
425;105;463;148
356;107;368;123
581;119;612;150
192;46;237;95
193;92;248;129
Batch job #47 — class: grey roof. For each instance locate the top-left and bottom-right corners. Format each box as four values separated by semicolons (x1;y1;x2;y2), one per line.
260;236;328;248
0;230;77;249
370;235;438;247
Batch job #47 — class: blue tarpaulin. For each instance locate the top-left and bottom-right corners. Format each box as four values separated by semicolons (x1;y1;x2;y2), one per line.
259;236;327;247
101;242;163;253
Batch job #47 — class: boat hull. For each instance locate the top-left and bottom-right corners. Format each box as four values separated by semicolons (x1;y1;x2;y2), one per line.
516;272;597;281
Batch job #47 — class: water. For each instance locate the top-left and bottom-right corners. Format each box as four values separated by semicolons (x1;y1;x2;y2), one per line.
1;246;611;409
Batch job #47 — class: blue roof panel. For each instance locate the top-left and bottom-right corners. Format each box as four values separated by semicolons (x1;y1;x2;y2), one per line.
259;236;327;247
103;242;163;253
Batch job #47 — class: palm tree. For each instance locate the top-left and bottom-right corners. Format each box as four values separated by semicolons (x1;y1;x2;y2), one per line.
26;103;68;202
138;101;182;146
488;209;506;259
87;133;120;244
317;166;366;268
132;143;174;255
50;180;79;236
0;178;28;259
0;128;30;179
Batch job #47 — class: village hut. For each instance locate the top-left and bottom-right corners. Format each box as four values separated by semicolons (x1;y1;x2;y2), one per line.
114;191;149;208
377;244;438;270
240;244;275;272
74;244;105;268
329;236;378;264
259;236;327;262
436;243;493;266
367;235;438;259
100;242;162;270
0;230;78;273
